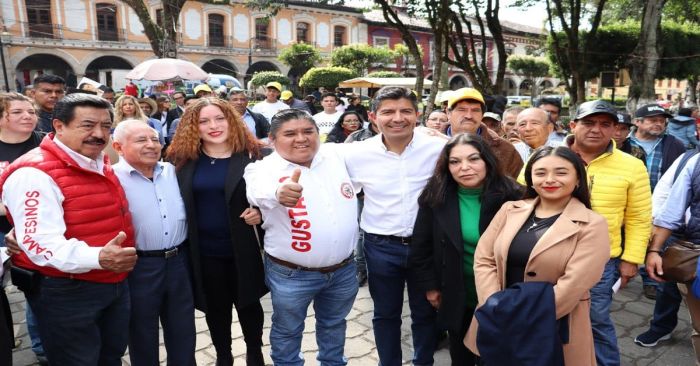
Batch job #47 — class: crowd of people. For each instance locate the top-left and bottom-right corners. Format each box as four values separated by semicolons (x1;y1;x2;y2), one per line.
0;73;700;366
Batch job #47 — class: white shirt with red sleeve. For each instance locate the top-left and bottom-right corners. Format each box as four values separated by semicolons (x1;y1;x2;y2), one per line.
0;139;106;273
244;145;358;268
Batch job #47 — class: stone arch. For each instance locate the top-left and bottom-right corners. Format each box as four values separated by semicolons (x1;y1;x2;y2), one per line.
245;60;281;85
519;79;533;96
448;74;469;90
84;55;133;87
503;78;517;96
15;53;77;88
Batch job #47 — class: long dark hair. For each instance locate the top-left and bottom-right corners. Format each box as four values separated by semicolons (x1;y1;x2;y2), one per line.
418;133;507;207
523;146;592;209
326;111;364;143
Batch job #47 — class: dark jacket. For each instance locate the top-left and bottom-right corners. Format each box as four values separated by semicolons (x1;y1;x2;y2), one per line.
618;138;646;165
248;108;271;139
177;152;268;312
660;134;687;177
475;282;565;366
409;179;523;332
36;109;53;134
346;125;379;142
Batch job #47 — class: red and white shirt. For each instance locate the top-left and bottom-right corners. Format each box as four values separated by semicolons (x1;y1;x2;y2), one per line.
244;145;358;268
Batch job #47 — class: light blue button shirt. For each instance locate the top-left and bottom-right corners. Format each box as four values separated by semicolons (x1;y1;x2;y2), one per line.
654;154;700;230
112;160;188;251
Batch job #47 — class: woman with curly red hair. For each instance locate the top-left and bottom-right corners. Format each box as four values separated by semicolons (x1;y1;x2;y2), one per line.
167;97;267;366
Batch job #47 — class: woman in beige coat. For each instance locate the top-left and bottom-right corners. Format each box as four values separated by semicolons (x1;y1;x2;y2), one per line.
466;146;610;365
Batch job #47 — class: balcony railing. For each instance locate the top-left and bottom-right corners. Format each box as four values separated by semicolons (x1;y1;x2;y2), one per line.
208;35;234;48
251;37;276;51
20;21;63;40
95;27;126;42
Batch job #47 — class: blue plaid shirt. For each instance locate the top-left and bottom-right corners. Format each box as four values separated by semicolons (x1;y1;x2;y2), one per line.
630;135;663;191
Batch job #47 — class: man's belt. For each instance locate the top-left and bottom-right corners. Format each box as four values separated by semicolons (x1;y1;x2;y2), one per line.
136;242;186;258
366;232;412;245
268;254;354;274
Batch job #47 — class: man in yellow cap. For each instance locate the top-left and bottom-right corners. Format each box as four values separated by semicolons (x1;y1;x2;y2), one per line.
252;81;289;122
447;87;523;177
280;90;311;114
193;84;212;98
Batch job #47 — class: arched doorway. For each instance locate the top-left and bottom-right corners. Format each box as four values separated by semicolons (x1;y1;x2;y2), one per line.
503;78;517;96
202;59;238;77
519;79;533;96
16;54;76;87
539;79;554;91
84;56;132;89
449;74;468;90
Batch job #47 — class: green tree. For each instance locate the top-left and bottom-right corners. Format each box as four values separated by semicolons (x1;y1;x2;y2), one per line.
250;71;290;88
507;55;551;98
366;71;403;78
299;67;357;90
330;44;395;76
278;43;321;73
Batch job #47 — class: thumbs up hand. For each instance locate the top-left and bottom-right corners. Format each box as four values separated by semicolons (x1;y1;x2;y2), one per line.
276;168;304;207
98;231;137;273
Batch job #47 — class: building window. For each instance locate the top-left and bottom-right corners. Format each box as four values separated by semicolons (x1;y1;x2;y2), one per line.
155;9;164;27
208;14;225;47
25;0;54;38
334;26;347;47
297;22;309;43
373;36;390;48
255;18;270;49
96;3;119;41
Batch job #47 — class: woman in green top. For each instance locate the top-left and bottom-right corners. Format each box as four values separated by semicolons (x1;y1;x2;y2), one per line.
410;133;523;365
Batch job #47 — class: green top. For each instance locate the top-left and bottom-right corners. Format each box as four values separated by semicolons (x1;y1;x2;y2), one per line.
458;186;482;309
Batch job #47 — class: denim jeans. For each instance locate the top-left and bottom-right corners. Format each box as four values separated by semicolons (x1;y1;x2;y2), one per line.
590;258;621;366
26;278;130;366
25;306;44;356
364;233;437;366
264;255;358;366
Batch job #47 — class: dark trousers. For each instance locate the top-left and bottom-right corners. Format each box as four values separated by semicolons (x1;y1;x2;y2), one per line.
0;289;11;366
364;233;437;366
448;308;478;366
27;278;130;366
201;256;264;364
128;252;196;366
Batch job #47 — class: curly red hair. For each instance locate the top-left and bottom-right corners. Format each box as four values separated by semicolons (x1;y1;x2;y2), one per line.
166;97;260;169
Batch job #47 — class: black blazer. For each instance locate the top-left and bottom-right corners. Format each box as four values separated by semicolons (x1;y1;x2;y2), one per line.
247;108;271;139
410;179;523;332
177;152;268;312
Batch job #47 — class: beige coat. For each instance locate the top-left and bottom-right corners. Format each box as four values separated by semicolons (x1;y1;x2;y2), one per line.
465;197;610;366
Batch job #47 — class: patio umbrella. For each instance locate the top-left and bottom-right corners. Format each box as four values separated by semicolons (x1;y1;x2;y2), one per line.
126;58;208;82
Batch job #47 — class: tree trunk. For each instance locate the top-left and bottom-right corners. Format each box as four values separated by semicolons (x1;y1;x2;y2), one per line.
123;0;184;58
626;0;666;113
686;75;699;107
426;33;446;116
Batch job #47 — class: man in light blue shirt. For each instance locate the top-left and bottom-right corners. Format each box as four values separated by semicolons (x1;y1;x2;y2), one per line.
111;120;195;366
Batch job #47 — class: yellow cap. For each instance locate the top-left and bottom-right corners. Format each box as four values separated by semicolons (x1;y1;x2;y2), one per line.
448;87;485;109
266;81;282;92
280;90;293;100
193;84;212;94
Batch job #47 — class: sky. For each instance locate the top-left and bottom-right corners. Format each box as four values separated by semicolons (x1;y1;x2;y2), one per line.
345;0;549;29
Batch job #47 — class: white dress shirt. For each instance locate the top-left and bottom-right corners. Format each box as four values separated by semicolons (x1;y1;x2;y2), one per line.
1;139;108;273
340;133;445;237
244;145;358;267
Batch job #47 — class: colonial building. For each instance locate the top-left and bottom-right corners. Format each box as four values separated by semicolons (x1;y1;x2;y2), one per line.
0;0;365;90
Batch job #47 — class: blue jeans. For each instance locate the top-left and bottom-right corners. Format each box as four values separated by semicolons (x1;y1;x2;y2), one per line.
590;258;621;366
128;252;195;366
25;306;44;356
27;278;130;365
264;255;358;366
364;233;437;366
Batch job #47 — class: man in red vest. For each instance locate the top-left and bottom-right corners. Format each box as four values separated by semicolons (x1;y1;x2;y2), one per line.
0;93;137;365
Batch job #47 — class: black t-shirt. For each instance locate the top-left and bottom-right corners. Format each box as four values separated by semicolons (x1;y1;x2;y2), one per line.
0;132;44;233
506;212;561;287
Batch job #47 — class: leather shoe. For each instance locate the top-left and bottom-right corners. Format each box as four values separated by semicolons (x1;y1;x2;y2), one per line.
246;347;265;366
643;285;657;300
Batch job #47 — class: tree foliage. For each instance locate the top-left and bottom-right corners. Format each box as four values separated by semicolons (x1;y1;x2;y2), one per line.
507;55;551;78
366;71;403;78
299;67;358;89
278;43;322;75
250;71;290;88
330;44;395;76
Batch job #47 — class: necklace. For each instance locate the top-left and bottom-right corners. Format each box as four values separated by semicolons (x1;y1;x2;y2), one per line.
526;214;560;232
201;148;232;165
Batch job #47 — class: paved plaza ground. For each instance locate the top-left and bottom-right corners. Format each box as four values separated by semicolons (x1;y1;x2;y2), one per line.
8;276;697;365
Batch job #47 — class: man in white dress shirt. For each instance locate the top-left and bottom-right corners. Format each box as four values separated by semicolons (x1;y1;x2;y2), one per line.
244;108;359;366
341;86;445;366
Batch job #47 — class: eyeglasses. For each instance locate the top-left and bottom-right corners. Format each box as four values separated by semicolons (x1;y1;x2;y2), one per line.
343;119;361;124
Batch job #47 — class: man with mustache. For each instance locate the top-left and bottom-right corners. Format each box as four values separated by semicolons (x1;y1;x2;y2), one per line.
0;93;138;365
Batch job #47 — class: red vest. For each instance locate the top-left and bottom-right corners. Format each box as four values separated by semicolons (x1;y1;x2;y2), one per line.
0;134;135;283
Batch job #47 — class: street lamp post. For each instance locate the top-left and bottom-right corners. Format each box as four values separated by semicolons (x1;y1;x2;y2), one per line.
0;31;10;92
